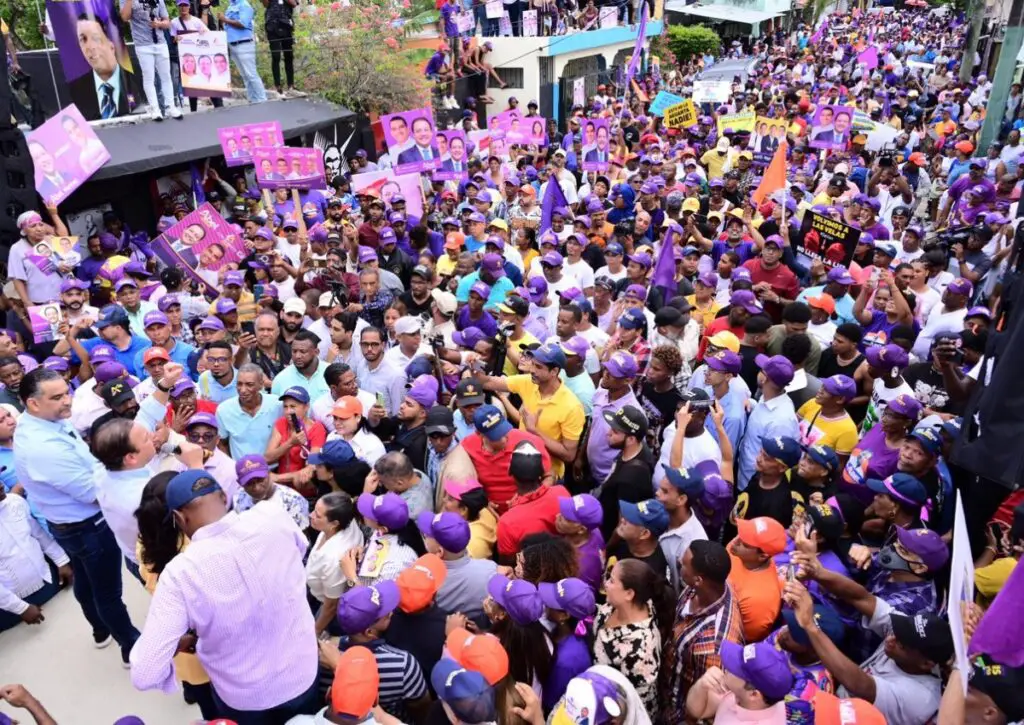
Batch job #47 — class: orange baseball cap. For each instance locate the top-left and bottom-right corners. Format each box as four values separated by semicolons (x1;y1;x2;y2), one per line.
331;645;380;719
954;140;974;155
445;231;466;250
736;517;787;557
395;553;447;613
143;347;170;364
520;185;536;197
332;396;363;419
811;691;885;725
807;293;836;315
907;152;927;167
446;627;509;685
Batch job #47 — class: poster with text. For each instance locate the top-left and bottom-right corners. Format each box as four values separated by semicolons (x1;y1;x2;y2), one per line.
648;90;685;117
797;209;861;271
599;6;617;27
28;304;64;344
27;104;110;206
46;0;143;121
693;80;731;105
150;203;247;298
351;170;425;222
382;107;442;175
432;130;470;181
253;147;327;190
664;100;697;129
580;118;611;172
522;9;537;36
178;31;231;98
716;110;755;135
572;78;585;108
218;121;285;167
809;105;854;151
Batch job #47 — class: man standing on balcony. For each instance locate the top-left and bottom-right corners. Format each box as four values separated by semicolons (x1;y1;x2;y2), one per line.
219;0;267;103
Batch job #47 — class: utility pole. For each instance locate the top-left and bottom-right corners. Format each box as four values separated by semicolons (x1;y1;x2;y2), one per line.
961;0;986;84
979;0;1024;149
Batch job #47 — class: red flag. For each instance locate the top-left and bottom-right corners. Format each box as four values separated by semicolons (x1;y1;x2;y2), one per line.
752;140;788;206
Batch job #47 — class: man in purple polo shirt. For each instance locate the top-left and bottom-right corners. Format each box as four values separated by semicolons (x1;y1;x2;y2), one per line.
582;351;641;486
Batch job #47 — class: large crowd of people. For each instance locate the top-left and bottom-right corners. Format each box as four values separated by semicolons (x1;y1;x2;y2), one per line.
2;5;1024;725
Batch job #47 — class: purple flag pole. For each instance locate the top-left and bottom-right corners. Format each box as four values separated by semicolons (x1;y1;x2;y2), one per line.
625;3;648;85
540;174;569;232
652;225;677;300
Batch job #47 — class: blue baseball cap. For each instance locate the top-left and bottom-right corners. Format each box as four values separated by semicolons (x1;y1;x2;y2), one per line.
165;470;223;512
473;404;514;441
604;242;624;256
430;659;496;725
720;641;794;701
279;386;310;404
308;439;356;467
618;308;646;330
761;435;802;467
664;467;705;498
908;427;943;457
95;304;129;329
619;498;670;536
529;343;567;368
866;472;929;507
336;582;401;634
801;443;840;474
782;603;847;648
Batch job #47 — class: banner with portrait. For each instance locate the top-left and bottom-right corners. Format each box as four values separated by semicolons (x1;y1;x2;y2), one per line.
580;118;612;172
27;103;110;206
797;209;861;271
253;147;327;190
28;304;65;344
46;0;143;121
150;203;247;298
218;121;285;167
522;10;538;36
382;107;442;175
693;80;731;105
178;31;231;98
432;130;470;182
809;105;854;151
467;129;507;160
350;171;425;222
747;116;788;155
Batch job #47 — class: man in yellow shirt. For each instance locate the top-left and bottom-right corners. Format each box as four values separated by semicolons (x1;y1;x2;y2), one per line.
700;137;735;180
796;375;860;465
207;270;257;323
496;296;539;376
475;342;584;481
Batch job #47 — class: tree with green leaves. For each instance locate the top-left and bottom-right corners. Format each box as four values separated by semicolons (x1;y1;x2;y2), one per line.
665;24;721;61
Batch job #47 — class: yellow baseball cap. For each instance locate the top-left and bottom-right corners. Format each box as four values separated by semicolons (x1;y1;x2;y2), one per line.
707;330;741;353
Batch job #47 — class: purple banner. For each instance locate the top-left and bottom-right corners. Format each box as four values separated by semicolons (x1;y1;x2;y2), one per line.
580;118;612;172
253;147;327;190
433;130;469;181
382;107;442;175
809;105;854;151
46;0;142;121
218;121;284;167
27;104;110;206
149;203;247;298
625;2;648;84
857;46;879;71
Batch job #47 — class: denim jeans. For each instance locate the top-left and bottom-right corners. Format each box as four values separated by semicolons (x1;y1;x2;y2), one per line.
0;563;61;632
48;514;139;660
212;676;318;724
229;40;267;103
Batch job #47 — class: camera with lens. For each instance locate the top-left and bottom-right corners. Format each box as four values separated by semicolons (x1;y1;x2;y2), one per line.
428;333;445;349
877;149;897;168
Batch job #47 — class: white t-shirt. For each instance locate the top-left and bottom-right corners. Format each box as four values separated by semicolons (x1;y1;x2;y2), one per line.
653;424;723;487
912;305;967;360
808;320;837;349
910;285;941;325
594;265;628;283
564;259;595;292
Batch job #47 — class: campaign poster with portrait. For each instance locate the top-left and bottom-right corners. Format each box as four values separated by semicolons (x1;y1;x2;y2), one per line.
522;9;537;36
46;0;143;121
50;235;83;267
497;112;546;147
178;31;231;98
350;170;425;222
382;107;441;175
579;118;612;172
28;304;65;344
27;104;111;206
253;147;327;190
150;203;247;298
809;105;854;151
432;130;470;181
218;121;285;167
747;116;788;154
467;129;507;160
797;209;861;271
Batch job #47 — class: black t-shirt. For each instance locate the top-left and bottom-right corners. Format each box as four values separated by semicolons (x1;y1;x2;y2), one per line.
728;475;794;541
384;606;448;695
598;446;655;540
738;344;761;395
635;382;685;460
903;362;961;415
788;470;837;521
607;540;672;583
398;290;433;317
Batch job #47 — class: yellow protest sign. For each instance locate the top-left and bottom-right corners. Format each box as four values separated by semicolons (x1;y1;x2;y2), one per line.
664;100;697;129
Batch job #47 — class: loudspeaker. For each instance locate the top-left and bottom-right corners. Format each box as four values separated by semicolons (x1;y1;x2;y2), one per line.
0;128;38;254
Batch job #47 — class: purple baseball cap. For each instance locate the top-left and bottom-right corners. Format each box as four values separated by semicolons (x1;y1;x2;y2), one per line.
864;344;909;371
89;345;117;364
697;271;719;288
639;181;658;195
886;392;922;419
43;356;69;372
526;276;548;302
114;278;138;292
223;271;245;287
486;575;544;626
452;326;485;349
720;641;794;701
604;351;638;379
559;335;590;359
755;354;795;388
170;378;195;398
558;493;603;529
254;228;274;242
185;412;218;430
94;362;127;384
157;294;181;312
731;268;753;283
213;297;237;316
624;284;648;302
730;289;764;314
416;511;471;552
538;577;596;619
357;491;410;531
705;349;742;374
469;281;492;300
467;211;486;224
826;266;855;285
358;246;378;264
628;251;653;269
123;260;151;278
336;581;401;635
143;311;169;328
406;374;439;408
895;526;950;571
60;278;89;293
481;253;505;277
198;317;225;331
541;251;564;267
378;227;397;244
966;306;992;320
234;454;270;486
821;374;857;401
947;278;974;297
282;216;299;230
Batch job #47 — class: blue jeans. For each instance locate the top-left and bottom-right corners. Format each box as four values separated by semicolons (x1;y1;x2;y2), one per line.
47;514;139;660
212;676;319;724
229;40;267;103
0;563;61;632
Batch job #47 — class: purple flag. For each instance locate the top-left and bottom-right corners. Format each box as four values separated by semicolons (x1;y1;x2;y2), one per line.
191;163;207;208
857;46;879;70
540;175;569;232
652;225;677;299
969;554;1024;666
882;91;891;120
625;3;648;84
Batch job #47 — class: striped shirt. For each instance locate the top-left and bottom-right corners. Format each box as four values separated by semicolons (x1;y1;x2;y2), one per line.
336;638;427;720
660;583;744;724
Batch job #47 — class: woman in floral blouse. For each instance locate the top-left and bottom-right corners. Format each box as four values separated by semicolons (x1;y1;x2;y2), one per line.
593;558;674;719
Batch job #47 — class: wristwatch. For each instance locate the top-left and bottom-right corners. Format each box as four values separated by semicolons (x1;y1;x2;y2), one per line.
156;380;173;393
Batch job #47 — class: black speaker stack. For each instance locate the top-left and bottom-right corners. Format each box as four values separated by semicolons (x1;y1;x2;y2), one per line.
0;44;38;259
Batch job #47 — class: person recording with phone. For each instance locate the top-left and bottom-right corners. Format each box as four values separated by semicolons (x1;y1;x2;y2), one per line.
265;385;326;503
120;0;183;120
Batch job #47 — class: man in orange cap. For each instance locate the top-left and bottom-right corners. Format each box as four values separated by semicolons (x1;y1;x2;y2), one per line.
727;517;786;641
446;626;510;686
811;690;886;725
300;645;381;724
385;554;449;685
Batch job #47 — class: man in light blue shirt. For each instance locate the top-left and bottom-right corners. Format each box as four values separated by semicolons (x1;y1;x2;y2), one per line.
737;354;799;490
133;311;194;377
197;340;238;404
216;363;282;460
270;330;330;402
796;266;857;326
62;305;152;378
219;0;266;103
13;367;140;661
702;350;748;453
355;328;407;417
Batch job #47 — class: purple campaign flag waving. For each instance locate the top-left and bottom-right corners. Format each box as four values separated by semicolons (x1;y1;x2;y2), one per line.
625;2;648;84
970;553;1024;666
652;224;678;299
541;174;569;232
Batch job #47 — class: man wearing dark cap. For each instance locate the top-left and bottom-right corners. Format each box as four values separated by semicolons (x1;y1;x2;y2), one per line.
940;653;1024;725
423;405;473;496
732;435;801;531
130;469;320;720
88;378;142;440
597;404;654;541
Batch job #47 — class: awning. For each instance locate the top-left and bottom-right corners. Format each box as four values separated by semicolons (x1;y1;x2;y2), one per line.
90;98;354;180
663;2;780;24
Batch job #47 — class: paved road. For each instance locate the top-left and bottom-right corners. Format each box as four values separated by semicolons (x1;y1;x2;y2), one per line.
0;575;195;724
698;57;757;83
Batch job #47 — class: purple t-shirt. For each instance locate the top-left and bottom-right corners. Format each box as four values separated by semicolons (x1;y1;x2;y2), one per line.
455;306;498;337
841;424;901;506
440;2;458;37
861;310;899;350
543;634;593;712
711;239;756;265
425;51;445;77
576;529;605;593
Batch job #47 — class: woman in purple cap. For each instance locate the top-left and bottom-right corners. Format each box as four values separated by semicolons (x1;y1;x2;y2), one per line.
483;574;553;703
355;491;425;587
842;393;921;507
539;576;597;712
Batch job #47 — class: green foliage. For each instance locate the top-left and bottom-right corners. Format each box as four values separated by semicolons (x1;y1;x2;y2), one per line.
665;24;721;61
3;0;49;51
